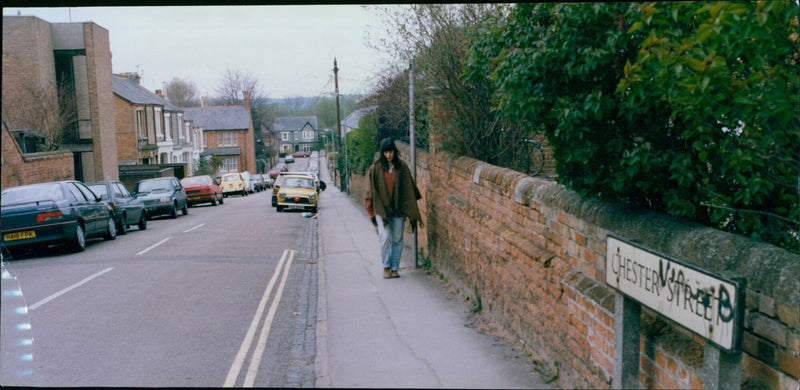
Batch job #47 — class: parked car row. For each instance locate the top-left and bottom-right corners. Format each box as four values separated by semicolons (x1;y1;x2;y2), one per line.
1;174;231;258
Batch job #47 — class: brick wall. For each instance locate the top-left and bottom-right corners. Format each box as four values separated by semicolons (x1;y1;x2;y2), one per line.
350;142;799;389
114;95;138;163
1;127;74;190
83;22;118;181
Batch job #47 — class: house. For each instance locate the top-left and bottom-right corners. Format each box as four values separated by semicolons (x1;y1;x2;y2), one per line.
112;73;166;166
274;115;318;155
340;106;377;135
2;15;118;184
155;89;195;173
184;91;256;175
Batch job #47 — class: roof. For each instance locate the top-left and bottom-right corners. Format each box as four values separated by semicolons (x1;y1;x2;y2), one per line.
341;106;377;130
274;116;318;132
112;74;166;105
184;107;251;130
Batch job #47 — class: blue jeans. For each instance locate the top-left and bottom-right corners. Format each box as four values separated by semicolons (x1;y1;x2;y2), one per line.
375;215;405;271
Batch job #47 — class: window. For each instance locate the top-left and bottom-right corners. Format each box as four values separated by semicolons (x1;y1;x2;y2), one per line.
303;129;314;140
163;112;171;141
135;109;146;139
220;157;238;172
220;131;237;146
281;132;290;141
155;107;163;139
203;132;208;148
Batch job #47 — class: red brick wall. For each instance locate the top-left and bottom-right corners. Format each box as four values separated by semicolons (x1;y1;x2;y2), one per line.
1;127;74;190
350;143;800;390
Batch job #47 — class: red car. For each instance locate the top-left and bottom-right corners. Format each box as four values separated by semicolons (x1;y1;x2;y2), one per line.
181;175;224;207
292;151;310;158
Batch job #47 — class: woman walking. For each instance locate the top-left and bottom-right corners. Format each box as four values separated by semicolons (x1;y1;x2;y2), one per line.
365;138;424;279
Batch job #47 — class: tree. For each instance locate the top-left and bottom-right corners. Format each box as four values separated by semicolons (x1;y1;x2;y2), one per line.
1;79;77;151
365;4;507;161
466;2;799;251
215;68;263;106
164;77;198;107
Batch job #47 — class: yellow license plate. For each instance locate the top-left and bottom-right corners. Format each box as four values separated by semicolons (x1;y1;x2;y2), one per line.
4;230;36;241
189;196;200;201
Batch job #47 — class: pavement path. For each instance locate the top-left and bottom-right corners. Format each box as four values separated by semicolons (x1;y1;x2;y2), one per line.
314;158;549;388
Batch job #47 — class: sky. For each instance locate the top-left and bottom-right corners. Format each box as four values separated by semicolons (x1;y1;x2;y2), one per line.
3;5;399;99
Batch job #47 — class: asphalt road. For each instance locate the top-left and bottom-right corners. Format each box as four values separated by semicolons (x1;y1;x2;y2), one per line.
1;183;319;387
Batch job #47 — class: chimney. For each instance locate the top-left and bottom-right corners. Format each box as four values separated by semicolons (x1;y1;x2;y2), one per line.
201;96;207;107
243;90;251;111
155;89;163;97
121;72;141;84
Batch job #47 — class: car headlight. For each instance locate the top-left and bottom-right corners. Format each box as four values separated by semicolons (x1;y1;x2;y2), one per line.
160;197;170;203
309;193;316;201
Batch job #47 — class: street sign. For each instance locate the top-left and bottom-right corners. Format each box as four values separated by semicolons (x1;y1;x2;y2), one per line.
606;235;743;352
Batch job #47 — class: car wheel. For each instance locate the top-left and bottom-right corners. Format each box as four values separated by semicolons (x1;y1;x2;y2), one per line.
138;212;148;230
182;203;189;215
170;204;178;219
241;189;247;197
211;197;217;206
70;224;86;252
117;215;128;235
219;193;224;204
310;206;318;213
105;217;118;240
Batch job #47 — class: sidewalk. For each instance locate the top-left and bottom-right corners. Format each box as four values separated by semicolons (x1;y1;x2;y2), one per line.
314;158;548;388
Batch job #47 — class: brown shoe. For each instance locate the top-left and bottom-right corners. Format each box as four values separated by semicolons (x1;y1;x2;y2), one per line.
390;270;400;278
383;268;391;279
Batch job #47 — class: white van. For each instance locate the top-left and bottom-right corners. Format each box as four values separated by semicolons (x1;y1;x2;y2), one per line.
239;171;255;193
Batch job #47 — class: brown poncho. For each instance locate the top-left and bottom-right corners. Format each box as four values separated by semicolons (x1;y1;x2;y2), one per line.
365;159;424;229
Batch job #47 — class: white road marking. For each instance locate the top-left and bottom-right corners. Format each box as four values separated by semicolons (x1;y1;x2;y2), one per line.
243;249;294;387
29;267;114;311
183;224;205;233
223;249;294;387
136;237;171;256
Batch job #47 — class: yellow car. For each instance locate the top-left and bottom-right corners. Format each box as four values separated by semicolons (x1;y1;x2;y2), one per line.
276;175;319;213
220;172;247;198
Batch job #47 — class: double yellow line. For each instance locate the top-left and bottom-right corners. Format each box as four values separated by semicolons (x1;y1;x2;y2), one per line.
223;249;295;387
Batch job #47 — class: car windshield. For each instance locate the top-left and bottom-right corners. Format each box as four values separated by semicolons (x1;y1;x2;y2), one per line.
182;176;210;186
223;175;240;182
86;184;109;199
1;183;65;206
136;179;172;193
285;178;313;188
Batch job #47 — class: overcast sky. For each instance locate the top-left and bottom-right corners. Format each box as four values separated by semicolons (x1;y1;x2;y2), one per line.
3;5;399;99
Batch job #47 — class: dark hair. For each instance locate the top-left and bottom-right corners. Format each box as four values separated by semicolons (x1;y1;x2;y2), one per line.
378;138;400;168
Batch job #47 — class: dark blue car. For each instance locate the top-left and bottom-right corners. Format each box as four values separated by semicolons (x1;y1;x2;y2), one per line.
86;180;147;235
133;177;188;219
1;180;117;256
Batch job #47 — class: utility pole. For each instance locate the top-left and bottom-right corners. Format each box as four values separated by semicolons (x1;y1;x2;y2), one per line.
334;58;345;192
409;59;418;268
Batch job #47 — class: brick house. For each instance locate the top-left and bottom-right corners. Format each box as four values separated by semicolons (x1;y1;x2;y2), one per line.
184;92;256;175
112;73;165;166
274;116;318;155
2;15;118;183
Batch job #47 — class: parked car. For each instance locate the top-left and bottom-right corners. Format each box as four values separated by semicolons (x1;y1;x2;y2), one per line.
240;171;255;193
1;180;117;255
292;151;309;158
181;175;224;207
86;180;147;235
284;155;295;164
275;174;321;213
220;172;247;197
251;174;265;192
133;177;188;219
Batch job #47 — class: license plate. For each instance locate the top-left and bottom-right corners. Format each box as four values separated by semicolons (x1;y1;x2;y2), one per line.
4;230;36;241
189;196;200;201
